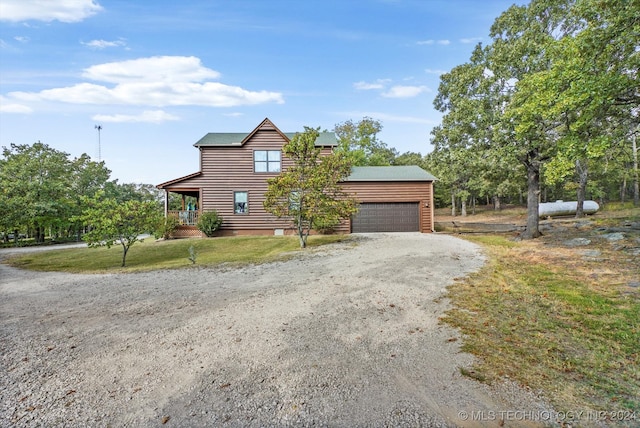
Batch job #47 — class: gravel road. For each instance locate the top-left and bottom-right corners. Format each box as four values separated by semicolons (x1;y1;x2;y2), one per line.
0;233;551;427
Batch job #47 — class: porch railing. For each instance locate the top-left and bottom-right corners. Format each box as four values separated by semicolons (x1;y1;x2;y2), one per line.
168;210;199;226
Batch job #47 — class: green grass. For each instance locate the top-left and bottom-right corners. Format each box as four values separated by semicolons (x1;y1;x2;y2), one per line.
442;234;640;413
7;235;350;273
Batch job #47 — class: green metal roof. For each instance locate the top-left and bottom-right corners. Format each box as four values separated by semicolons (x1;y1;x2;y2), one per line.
194;131;337;147
194;133;246;146
346;165;437;181
283;132;337;147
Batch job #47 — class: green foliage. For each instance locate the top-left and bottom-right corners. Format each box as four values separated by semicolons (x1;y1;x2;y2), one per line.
155;215;180;240
312;215;341;234
0;142;73;242
0;141;163;244
432;0;639;231
334;117;397;166
76;194;162;267
264;126;358;248
197;210;223;237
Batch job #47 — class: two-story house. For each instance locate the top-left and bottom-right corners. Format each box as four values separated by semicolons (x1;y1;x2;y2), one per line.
157;118;436;237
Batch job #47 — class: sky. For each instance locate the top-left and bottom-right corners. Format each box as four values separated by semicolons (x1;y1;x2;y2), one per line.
0;0;525;185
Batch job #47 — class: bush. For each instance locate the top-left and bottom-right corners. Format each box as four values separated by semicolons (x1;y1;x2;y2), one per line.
197;210;223;237
313;215;341;234
155;215;180;240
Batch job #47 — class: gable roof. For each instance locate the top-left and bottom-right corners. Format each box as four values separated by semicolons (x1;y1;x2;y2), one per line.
346;165;437;182
194;117;337;147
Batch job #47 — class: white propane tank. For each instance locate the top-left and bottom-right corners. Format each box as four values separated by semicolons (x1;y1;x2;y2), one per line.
539;200;599;218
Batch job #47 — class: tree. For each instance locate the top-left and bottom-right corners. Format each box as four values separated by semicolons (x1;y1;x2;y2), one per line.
263;126;358;248
509;0;639;217
77;194;161;267
433;0;574;237
0;142;72;243
68;154;111;239
334;117;397;166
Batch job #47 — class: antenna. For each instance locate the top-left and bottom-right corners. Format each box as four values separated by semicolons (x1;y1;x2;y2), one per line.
94;125;102;162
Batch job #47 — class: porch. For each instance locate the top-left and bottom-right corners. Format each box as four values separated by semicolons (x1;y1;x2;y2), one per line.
157;184;203;238
167;210;204;237
168;210;199;226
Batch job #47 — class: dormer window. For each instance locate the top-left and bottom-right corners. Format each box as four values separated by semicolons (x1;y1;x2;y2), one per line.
254;150;281;173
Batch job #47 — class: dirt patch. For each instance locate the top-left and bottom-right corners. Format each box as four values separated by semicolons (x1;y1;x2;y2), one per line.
1;233;551;427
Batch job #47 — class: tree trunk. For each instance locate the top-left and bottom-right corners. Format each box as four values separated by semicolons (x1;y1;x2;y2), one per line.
121;243;129;267
493;195;501;211
575;159;588;218
34;225;45;243
461;198;467;217
523;152;542;239
633;133;639;207
620;176;627;203
451;192;456;217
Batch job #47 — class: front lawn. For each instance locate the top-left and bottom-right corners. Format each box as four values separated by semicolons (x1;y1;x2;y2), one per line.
6;235;350;273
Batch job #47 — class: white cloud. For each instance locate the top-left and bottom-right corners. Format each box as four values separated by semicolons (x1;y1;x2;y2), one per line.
0;0;103;23
7;56;284;108
83;56;220;83
81;39;126;49
353;79;391;90
460;37;483;44
417;39;450;46
14;36;29;43
381;85;430;98
92;110;179;123
0;96;33;113
425;68;447;76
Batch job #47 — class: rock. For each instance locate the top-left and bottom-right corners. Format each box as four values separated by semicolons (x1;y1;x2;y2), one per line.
625;248;640;256
563;238;591;247
602;232;625;241
578;249;602;258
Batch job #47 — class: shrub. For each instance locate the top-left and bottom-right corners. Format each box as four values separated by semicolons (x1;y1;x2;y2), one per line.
155;215;180;240
197;210;223;237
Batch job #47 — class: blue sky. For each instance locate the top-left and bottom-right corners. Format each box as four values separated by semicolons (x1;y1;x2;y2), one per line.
0;0;524;185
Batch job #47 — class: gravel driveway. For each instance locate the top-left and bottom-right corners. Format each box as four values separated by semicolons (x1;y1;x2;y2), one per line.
0;233;550;427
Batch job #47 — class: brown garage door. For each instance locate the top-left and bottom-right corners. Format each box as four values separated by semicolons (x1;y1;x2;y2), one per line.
352;202;419;233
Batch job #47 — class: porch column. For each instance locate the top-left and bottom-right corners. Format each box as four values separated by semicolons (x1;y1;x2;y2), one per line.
164;190;169;218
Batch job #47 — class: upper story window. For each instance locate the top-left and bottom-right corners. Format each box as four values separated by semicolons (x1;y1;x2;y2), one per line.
254;150;281;173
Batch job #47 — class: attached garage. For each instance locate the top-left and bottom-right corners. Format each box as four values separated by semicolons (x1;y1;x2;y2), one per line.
341;166;437;234
352;202;420;233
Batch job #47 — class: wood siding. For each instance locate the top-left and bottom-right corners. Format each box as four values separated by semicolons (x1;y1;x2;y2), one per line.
159;119;435;235
341;181;434;233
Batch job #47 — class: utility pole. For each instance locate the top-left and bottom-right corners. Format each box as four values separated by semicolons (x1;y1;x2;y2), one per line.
94;124;102;162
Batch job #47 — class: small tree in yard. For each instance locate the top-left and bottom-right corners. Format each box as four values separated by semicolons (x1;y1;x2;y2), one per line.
264;126;358;248
77;195;161;267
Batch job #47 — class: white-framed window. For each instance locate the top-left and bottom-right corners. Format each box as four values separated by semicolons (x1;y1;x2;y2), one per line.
234;191;248;214
254;150;281;173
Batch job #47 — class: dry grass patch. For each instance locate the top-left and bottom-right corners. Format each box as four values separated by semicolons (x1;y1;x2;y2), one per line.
441;214;640;415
